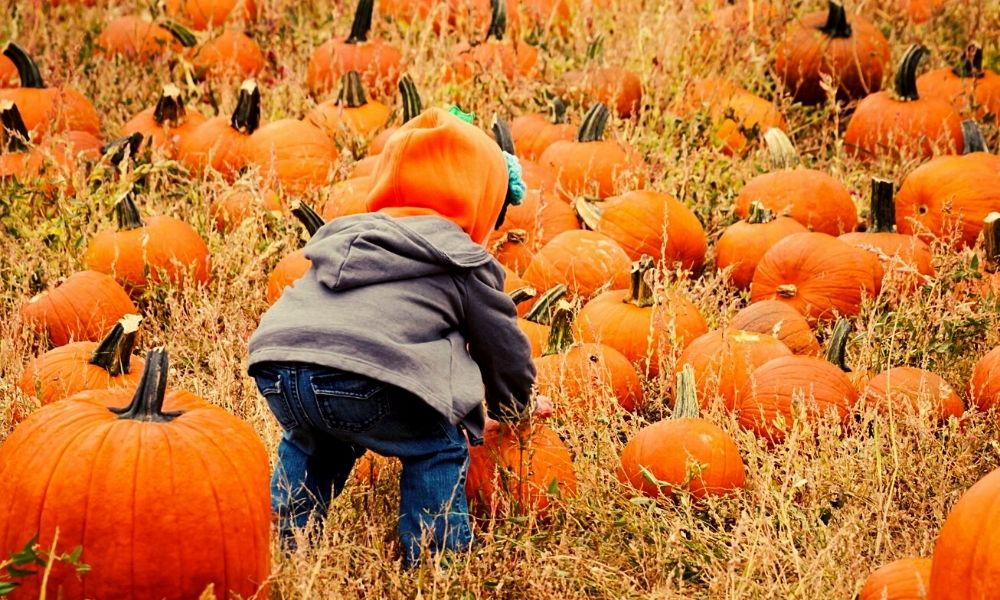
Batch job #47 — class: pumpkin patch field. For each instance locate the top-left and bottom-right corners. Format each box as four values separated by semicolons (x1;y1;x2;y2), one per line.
4;0;1000;597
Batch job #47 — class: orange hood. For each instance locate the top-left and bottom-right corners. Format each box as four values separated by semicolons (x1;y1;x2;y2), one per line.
366;108;508;244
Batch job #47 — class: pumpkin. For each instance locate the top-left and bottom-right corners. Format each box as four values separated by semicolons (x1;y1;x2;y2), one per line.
307;0;403;98
774;1;890;105
970;346;1000;414
96;16;196;61
510;98;575;161
561;65;643;119
617;366;746;499
209;185;283;232
305;70;392;152
465;420;577;515
487;188;579;260
368;74;422;156
672;78;787;156
538;102;645;200
515;284;566;356
164;0;258;30
318;175;373;221
575;256;708;378
917;43;1000;120
0;54;16;86
121;84;207;158
860;366;963;423
177;79;261;180
718;201;809;289
245;117;336;194
0;100;77;187
191;28;265;78
730;300;821;356
521;229;631;300
266;202;326;305
18;315;145;410
734;129;858;236
750;232;883;321
845;45;964;160
0;348;271;599
895;0;947;22
83;194;213;296
858;557;932;600
676;328;792;412
20;270;138;347
445;0;538;84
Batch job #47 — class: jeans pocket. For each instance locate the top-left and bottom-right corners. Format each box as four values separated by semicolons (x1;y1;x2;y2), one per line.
254;372;300;431
309;372;390;433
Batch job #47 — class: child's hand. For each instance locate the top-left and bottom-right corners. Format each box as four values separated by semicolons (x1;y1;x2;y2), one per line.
532;394;553;419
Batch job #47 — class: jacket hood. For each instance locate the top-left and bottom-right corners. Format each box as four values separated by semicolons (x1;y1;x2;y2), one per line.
303;213;494;291
365;108;508;244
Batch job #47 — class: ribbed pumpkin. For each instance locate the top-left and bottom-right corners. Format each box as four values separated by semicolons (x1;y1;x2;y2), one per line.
96;16;195;61
20;270;138;347
510;98;575;161
0;54;16;86
617;366;746;499
121;84;207;158
750;232;883;321
521;229;631;300
266;202;325;305
487;188;579;265
164;0;257;30
177;79;261;180
858;557;932;600
561;64;643;119
970;346;1000;414
845;45;964;160
730;300;821;356
305;71;391;152
245;118;336;194
917;43;1000;120
860;366;963;423
209;185;283;232
672;78;787;156
191;28;265;78
0;100;80;188
446;0;538;84
575;256;707;378
718;202;809;289
0;348;271;599
465;421;577;515
83;195;213;296
318;175;373;221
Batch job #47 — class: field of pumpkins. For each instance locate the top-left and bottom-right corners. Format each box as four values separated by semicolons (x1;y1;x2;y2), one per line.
2;0;1000;596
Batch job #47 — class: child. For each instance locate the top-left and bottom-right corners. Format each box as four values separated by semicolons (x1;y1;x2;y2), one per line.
247;107;539;564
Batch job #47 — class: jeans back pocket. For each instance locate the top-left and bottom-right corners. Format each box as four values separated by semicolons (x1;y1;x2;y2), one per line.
309;372;390;433
254;372;300;431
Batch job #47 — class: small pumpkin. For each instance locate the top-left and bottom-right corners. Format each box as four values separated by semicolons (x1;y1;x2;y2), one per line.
305;70;392;152
446;0;538;84
164;0;258;30
245;117;337;194
177;79;261;180
191;28;265;78
96;16;196;62
509;98;575;161
560;38;643;119
860;366;963;423
209;185;283;232
729;299;821;356
20;270;138;347
718;201;809;290
672;78;787;156
858;557;932;600
917;43;1000;120
121;84;207;158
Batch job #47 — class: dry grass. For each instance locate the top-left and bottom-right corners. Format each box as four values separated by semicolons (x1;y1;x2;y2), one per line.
3;0;1000;597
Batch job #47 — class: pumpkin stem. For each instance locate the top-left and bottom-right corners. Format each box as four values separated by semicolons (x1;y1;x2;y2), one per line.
101;132;144;165
577;103;610;143
491;115;517;154
549;97;568;124
346;0;375;44
673;364;700;419
398;74;422;123
541;299;578;356
624;255;656;308
953;43;985;79
0;100;31;152
508;285;538;305
290;200;326;237
231;80;262;134
489;228;528;254
114;194;146;231
824;318;853;372
764;128;799;170
486;0;507;41
523;284;568;325
89;314;142;377
984;212;1000;274
153;84;187;126
574;197;604;230
746;201;776;224
337;71;368;108
894;45;927;102
817;1;852;39
868;178;897;234
961;120;989;154
2;42;45;89
161;21;198;48
776;284;798;298
109;347;182;423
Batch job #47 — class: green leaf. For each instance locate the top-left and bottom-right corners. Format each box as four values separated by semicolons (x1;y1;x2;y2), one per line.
0;581;20;595
6;566;37;578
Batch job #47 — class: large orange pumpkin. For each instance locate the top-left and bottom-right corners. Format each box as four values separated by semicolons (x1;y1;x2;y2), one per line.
20;270;138;347
717;201;809;289
191;28;265;78
510;99;575;161
177;79;261;180
860;366;963;423
521;229;631;300
245;118;337;194
858;557;932;600
917;43;1000;120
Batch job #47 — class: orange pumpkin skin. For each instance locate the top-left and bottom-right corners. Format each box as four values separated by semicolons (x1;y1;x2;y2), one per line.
676;329;792;412
970;346;1000;414
510;113;575;161
838;230;934;287
750;232;883;321
517;318;549;357
535;342;644;414
717;215;809;289
121;92;207;159
897;0;947;22
318;176;373;222
617;417;746;499
488;189;579;252
737;355;859;443
245;119;337;194
521;230;631;300
0;49;101;140
929;466;1000;599
18;342;145;410
164;0;258;30
191;29;265;78
307;40;403;100
673;79;788;156
861;367;963;422
96;16;184;61
177;117;252;180
20;271;138;347
858;557;932;600
466;422;577;515
266;250;311;305
561;67;643;118
734;169;858;236
730;300;821;356
305;98;392;142
209;187;283;232
0;55;16;86
844;91;963;159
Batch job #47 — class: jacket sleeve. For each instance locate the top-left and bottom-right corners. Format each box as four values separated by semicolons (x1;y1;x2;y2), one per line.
461;261;537;422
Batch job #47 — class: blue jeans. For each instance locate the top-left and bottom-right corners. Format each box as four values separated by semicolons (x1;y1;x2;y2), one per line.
251;362;472;564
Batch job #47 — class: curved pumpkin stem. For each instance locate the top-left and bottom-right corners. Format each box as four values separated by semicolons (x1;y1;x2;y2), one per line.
101;132;144;165
486;0;508;42
89;314;142;377
231;80;262;134
346;0;375;43
894;45;927;102
577;103;610;143
0;100;31;152
541;298;578;355
624;256;656;308
549;97;568;125
290;201;326;237
574;197;604;230
337;71;368;108
961;120;989;154
869;178;897;234
114;194;146;231
954;43;985;79
764;128;799;170
673;364;700;419
161;21;198;48
824;318;853;373
153;84;187;126
508;285;538;305
491;115;517;155
818;1;852;39
984;212;1000;274
398;74;422;123
746;201;776;224
2;43;45;89
524;283;568;325
109;347;182;422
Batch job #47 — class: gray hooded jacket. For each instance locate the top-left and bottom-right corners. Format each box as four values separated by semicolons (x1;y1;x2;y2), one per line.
247;212;536;442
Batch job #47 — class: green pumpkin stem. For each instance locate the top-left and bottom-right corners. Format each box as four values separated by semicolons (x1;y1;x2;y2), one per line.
486;0;507;41
291;201;326;237
89;315;142;377
574;197;604;230
764;127;799;170
109;347;182;423
895;45;927;102
114;194;146;231
625;256;656;308
346;0;375;44
523;284;568;325
577;103;610;142
824;318;853;373
869;178;897;233
101;132;144;165
231;80;262;134
541;299;577;356
337;71;368;108
550;97;568;124
0;100;31;152
398;74;422;123
2;42;45;89
818;1;852;39
673;364;701;419
491;116;516;154
984;212;1000;274
961;120;989;154
161;21;197;48
153;84;187;125
508;286;538;305
954;43;985;79
746;201;776;224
